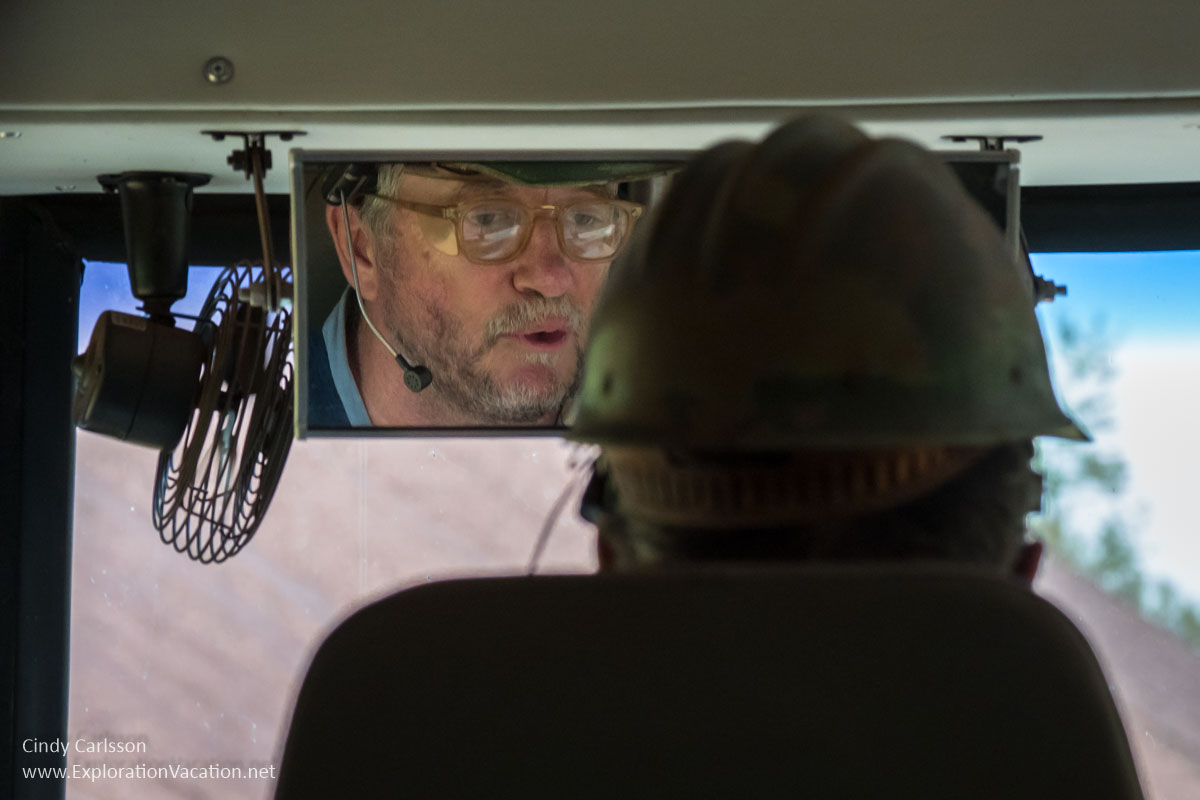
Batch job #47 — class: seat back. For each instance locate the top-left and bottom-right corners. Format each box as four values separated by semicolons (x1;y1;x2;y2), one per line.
275;565;1144;799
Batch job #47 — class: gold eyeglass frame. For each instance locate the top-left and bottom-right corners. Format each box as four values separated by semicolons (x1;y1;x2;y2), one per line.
366;194;644;265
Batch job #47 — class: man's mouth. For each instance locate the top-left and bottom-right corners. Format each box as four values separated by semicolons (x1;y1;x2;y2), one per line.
505;318;570;351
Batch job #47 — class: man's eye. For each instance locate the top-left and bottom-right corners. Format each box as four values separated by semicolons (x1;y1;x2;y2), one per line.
570;212;601;227
567;204;616;230
463;205;522;237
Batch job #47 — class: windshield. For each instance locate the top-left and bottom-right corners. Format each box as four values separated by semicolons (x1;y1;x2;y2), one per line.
64;252;1200;798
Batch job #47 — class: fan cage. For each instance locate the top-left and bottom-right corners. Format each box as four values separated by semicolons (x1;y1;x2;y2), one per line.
152;263;294;563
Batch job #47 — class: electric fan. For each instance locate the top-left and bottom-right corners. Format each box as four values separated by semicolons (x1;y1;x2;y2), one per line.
152;262;293;562
75;150;294;562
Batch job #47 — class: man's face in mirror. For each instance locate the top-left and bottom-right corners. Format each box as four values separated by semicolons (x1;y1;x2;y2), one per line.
327;166;618;427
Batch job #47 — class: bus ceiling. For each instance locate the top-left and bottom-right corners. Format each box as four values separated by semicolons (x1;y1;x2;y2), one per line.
4;1;1200;193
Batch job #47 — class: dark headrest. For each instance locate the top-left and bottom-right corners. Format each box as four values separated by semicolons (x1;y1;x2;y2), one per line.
276;565;1144;800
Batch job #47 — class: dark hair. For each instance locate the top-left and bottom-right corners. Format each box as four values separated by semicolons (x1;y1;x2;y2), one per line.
599;441;1041;571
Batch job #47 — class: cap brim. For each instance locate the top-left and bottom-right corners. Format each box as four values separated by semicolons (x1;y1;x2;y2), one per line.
1047;415;1092;443
440;161;682;187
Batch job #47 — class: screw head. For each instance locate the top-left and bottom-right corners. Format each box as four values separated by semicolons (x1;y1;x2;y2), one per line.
204;57;234;85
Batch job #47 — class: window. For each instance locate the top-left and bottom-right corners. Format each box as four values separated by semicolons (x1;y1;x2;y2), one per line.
68;253;1200;798
1031;250;1200;799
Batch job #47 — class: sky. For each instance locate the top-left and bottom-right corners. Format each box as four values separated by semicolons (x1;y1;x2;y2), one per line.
78;262;223;352
1033;251;1200;606
1034;251;1200;342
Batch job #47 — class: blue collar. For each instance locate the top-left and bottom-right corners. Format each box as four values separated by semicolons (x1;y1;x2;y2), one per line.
321;288;372;427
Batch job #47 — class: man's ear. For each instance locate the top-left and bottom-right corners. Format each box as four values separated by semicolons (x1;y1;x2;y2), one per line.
1013;540;1043;586
326;204;384;303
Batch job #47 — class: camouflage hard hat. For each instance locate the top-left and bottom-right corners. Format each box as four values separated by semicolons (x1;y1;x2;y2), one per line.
571;115;1086;452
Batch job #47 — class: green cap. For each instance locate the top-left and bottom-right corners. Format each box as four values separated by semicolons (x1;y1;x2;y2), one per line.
322;160;681;207
411;161;681;187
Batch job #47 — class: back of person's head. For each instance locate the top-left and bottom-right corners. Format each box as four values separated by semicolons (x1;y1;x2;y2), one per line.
570;115;1085;573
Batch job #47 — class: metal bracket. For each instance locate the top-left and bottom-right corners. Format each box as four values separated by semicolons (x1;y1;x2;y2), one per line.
941;134;1043;152
323;163;377;206
941;137;1062;306
201;130;306;178
199;130;305;309
1033;273;1067;303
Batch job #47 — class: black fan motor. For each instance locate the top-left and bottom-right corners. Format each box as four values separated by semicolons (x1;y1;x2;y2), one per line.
72;311;205;450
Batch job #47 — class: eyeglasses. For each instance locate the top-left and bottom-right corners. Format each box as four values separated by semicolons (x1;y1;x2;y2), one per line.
367;194;643;265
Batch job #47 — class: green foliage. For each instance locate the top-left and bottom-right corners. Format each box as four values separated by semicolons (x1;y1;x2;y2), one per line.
1092;521;1144;606
1034;311;1200;651
1177;608;1200;644
1078;454;1126;493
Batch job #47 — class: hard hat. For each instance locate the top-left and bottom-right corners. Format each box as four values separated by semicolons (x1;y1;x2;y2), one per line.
571;116;1086;453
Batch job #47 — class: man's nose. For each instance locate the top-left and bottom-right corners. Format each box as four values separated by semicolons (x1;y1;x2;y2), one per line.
511;216;572;298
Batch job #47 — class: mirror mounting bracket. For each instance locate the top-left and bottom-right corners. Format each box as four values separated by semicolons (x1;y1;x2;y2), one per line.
201;129;307;179
941;134;1044;152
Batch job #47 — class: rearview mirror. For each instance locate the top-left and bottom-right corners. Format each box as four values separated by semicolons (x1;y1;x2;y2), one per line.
291;152;685;437
290;149;1020;438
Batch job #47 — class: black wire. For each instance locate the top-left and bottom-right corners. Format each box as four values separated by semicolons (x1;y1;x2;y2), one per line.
527;449;599;575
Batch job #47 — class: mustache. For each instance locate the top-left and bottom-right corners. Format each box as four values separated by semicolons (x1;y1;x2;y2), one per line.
483;296;587;346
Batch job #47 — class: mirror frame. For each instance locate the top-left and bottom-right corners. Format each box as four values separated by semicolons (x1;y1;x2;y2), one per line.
289;148;1020;439
289;148;694;439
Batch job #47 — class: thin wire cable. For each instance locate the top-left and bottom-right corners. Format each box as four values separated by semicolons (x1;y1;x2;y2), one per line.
250;145;278;309
527;445;600;575
340;191;400;360
527;479;580;575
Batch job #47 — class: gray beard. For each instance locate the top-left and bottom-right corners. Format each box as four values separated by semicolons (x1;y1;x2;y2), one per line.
388;295;586;425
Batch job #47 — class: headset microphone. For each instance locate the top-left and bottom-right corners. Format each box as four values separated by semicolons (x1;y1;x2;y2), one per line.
337;189;434;393
395;354;433;392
